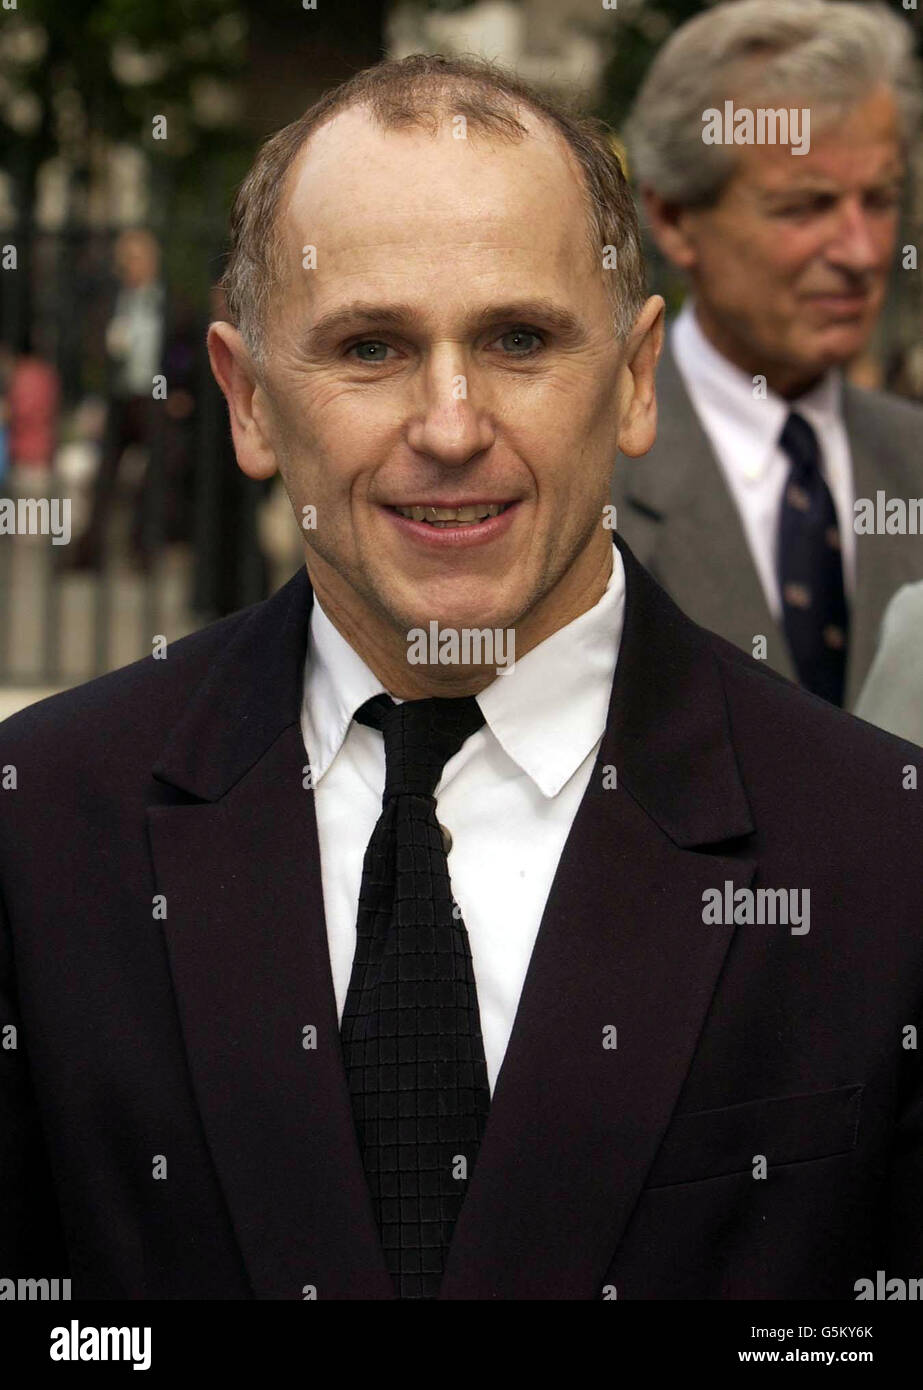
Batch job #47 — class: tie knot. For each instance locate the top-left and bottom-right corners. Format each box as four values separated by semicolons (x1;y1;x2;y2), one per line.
779;411;820;475
355;693;485;801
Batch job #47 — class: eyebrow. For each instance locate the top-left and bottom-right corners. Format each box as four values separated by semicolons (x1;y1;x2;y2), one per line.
758;170;905;200
302;297;587;351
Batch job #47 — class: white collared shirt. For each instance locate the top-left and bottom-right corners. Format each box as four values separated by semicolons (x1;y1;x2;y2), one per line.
300;544;625;1095
671;301;856;618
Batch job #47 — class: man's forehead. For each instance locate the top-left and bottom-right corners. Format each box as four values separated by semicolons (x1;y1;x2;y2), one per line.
270;101;599;333
732;97;902;193
282;100;584;226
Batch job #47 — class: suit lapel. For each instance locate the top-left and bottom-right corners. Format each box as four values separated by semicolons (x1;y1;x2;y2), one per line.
440;537;756;1298
625;341;796;682
147;569;394;1299
842;384;918;708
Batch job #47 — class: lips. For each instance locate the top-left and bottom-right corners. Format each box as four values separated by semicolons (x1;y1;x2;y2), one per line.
388;501;513;527
383;498;520;546
806;291;870;308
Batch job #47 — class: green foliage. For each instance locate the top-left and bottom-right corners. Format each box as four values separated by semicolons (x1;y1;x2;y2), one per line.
0;0;247;169
89;0;235;47
596;0;705;130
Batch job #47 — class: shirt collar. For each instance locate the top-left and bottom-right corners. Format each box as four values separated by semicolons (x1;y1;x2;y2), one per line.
301;596;389;785
672;300;843;481
301;543;625;799
790;362;843;440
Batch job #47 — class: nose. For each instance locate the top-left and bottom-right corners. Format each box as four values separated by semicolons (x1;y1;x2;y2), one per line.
826;197;886;276
405;350;496;467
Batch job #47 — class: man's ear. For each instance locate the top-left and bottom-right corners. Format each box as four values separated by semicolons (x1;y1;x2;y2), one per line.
642;187;700;273
617;295;664;459
207;321;279;481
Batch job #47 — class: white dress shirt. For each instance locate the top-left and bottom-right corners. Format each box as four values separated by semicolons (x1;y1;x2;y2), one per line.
300;544;625;1095
671;301;856;618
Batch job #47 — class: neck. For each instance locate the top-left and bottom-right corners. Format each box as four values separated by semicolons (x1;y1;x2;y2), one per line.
691;302;826;400
306;537;614;700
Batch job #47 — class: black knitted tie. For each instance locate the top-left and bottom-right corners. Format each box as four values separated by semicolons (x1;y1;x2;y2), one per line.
340;692;491;1299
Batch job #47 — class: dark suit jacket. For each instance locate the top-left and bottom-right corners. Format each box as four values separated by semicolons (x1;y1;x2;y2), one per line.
611;338;923;709
1;536;922;1299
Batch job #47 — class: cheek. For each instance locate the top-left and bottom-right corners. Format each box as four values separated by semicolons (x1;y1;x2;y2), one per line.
714;233;815;314
305;383;406;460
272;385;364;484
748;228;816;285
874;218;900;263
697;226;769;294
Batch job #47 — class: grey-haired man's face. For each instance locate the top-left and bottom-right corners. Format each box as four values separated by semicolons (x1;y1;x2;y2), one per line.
210;104;661;681
648;85;902;394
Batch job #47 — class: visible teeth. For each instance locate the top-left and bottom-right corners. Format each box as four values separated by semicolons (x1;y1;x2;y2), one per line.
394;502;506;523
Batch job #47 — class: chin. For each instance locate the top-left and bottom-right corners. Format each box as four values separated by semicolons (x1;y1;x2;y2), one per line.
386;584;512;637
408;602;517;635
787;328;869;377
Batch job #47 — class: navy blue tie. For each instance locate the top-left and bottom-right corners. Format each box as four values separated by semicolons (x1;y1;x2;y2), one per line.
776;412;849;706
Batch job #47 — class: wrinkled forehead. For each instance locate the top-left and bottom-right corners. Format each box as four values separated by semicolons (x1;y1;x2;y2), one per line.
277;102;594;286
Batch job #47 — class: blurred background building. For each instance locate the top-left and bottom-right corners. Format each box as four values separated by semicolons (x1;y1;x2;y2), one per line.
1;0;920;716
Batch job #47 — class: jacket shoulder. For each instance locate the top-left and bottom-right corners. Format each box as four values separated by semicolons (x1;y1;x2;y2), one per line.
703;620;923;800
844;381;923;434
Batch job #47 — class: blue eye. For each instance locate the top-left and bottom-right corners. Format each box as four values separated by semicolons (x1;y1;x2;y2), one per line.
498;328;542;355
344;328;544;363
350;341;392;363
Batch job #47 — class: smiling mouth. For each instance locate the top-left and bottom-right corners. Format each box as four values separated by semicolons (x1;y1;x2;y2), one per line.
388;502;513;527
808;291;869;305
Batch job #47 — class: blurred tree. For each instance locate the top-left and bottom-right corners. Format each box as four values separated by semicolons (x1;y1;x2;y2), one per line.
0;0;387;349
0;0;247;342
594;0;704;131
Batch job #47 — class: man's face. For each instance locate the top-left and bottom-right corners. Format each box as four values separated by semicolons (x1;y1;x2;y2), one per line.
665;85;902;389
225;106;659;658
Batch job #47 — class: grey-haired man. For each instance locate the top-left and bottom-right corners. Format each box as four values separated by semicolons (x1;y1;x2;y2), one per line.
614;0;923;710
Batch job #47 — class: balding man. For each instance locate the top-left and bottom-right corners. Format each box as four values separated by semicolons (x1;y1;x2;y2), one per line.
1;53;921;1301
615;0;923;709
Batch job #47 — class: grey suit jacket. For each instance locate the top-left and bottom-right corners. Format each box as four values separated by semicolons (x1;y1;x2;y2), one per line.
611;337;923;708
